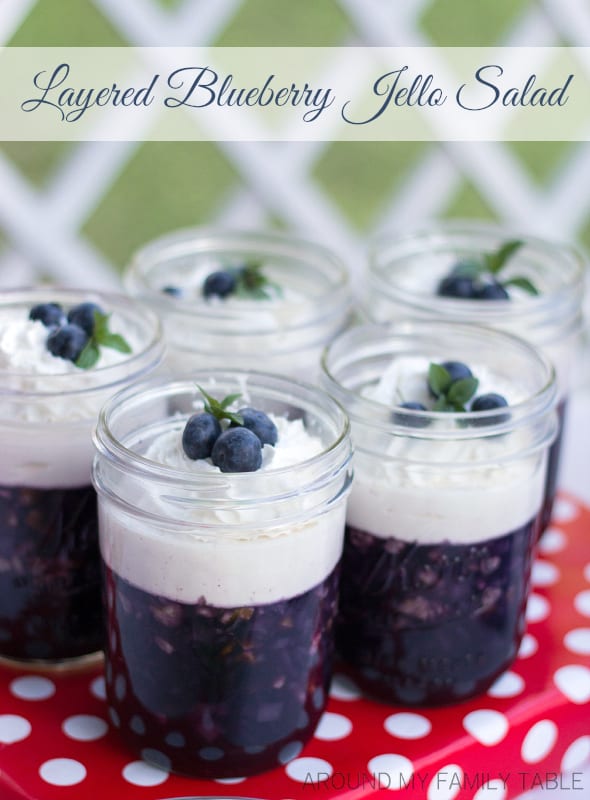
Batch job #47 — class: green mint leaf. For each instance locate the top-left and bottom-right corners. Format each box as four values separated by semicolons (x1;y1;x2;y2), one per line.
433;396;453;412
197;385;244;425
484;239;524;275
447;377;479;406
428;363;452;397
502;276;540;296
450;258;484;279
233;261;281;301
75;341;100;370
92;310;132;353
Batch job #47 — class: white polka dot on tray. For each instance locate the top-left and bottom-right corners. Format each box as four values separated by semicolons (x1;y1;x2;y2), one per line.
561;736;590;772
314;711;352;741
10;675;55;701
526;593;550;624
521;719;558;763
574;589;590;618
384;712;432;739
39;758;87;787
90;675;106;701
62;715;108;742
552;497;579;522
462;709;509;746
564;628;590;655
367;753;414;790
215;776;246;785
487;671;525;699
531;560;560;587
518;633;538;659
427;764;463;800
0;714;31;744
122;760;169;787
329;673;361;701
553;665;590;704
538;527;567;555
473;780;507;800
285;757;333;783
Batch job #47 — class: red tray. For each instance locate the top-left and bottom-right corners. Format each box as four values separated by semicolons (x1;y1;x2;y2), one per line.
0;492;589;800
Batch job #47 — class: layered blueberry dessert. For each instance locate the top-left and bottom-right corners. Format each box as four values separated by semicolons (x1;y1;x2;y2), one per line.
96;385;349;777
367;226;584;532
334;354;549;705
125;229;351;378
0;293;155;662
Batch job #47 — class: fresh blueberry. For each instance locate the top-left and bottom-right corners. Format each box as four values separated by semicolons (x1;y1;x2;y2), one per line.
161;285;183;298
437;275;477;299
211;428;263;473
231;407;278;446
470;393;510;426
440;361;473;384
182;413;222;460
46;324;89;362
392;401;430;428
474;280;510;300
202;270;236;299
29;302;65;328
67;302;103;336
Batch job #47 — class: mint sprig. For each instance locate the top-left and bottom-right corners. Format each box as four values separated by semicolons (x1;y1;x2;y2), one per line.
197;385;244;426
452;239;539;296
75;310;132;370
428;363;479;412
233;262;282;301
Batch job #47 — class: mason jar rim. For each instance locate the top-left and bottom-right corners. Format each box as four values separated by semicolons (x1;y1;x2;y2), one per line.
369;219;585;323
93;369;351;491
321;320;557;445
0;287;164;396
125;226;351;334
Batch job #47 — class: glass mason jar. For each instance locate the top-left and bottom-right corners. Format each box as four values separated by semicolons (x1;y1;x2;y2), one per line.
0;288;163;665
365;221;585;531
92;371;352;778
124;228;352;380
321;321;557;706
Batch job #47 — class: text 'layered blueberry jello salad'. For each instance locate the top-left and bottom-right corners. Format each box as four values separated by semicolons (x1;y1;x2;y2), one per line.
321;321;557;706
366;222;585;531
92;372;352;777
124;228;351;378
0;289;162;663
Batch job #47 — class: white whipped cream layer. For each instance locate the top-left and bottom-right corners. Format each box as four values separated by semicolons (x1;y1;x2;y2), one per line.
346;356;545;544
0;309;140;489
99;415;347;606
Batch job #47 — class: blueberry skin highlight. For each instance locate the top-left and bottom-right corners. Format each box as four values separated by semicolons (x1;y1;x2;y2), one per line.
211;428;263;473
437;275;477;299
29;302;66;328
475;281;510;300
182;413;222;460
231;407;278;446
46;324;89;362
440;361;473;384
67;302;104;336
202;270;236;299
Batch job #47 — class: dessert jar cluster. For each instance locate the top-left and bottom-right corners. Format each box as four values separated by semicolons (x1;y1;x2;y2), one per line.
92;371;352;778
321;321;558;706
124;228;353;380
364;222;585;530
0;289;163;664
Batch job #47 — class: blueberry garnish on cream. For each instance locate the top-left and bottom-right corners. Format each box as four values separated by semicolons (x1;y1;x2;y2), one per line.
181;387;278;473
392;360;509;426
436;239;539;300
33;301;133;369
202;261;282;301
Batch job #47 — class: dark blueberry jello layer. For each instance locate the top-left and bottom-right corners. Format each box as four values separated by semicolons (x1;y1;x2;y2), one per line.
337;519;538;706
541;399;567;533
103;563;339;778
0;483;101;661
